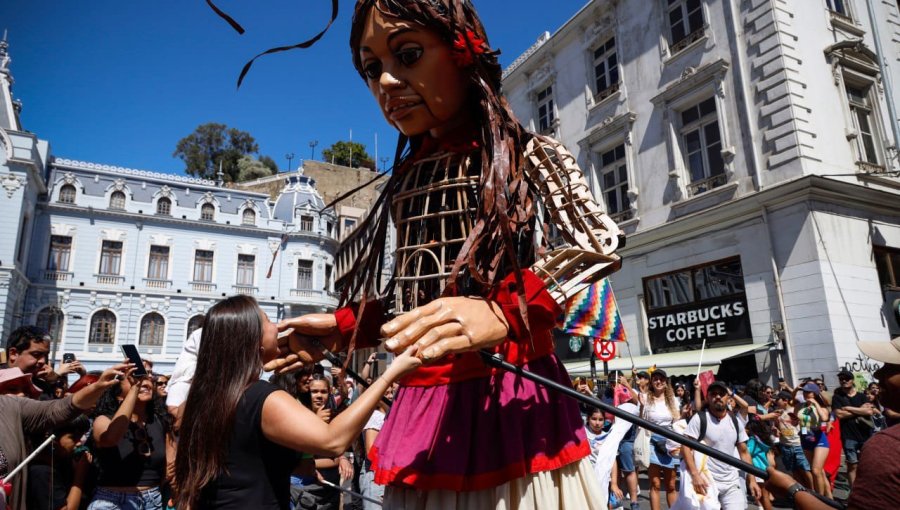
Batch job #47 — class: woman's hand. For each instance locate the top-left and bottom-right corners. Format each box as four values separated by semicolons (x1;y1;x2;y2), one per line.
611;484;624;502
338;456;353;482
381;297;509;362
382;346;423;382
316;408;333;423
264;314;343;373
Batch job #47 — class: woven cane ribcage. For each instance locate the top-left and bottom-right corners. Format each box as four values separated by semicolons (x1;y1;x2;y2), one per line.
392;152;478;313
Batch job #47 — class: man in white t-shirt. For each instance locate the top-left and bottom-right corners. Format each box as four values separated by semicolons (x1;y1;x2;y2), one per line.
681;381;761;509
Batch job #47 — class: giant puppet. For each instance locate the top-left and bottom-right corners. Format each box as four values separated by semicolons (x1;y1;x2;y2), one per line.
266;0;623;507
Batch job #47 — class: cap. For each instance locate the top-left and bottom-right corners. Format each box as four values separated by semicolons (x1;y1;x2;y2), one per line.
776;390;793;402
0;368;42;397
636;371;650;379
801;382;821;395
650;369;668;379
857;336;900;366
837;369;854;381
707;381;729;394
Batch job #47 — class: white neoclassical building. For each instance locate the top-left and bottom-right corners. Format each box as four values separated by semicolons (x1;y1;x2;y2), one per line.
0;40;339;374
503;0;900;386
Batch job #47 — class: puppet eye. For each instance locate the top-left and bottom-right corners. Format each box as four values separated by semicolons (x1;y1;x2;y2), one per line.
363;61;382;80
396;47;423;67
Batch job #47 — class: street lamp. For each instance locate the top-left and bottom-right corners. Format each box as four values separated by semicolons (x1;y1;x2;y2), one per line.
285;152;295;172
380;156;389;171
309;140;319;161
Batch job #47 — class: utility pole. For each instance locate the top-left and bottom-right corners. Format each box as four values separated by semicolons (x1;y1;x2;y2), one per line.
380;156;389;171
309;140;319;161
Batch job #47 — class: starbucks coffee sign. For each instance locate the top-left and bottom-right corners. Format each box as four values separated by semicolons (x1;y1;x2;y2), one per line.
647;295;751;353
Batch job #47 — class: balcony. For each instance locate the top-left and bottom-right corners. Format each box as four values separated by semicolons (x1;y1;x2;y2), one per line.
42;270;73;282
288;288;340;308
856;161;887;174
143;278;173;289
95;274;125;286
608;209;634;224
687;173;728;197
190;281;217;293
232;284;258;296
669;27;706;56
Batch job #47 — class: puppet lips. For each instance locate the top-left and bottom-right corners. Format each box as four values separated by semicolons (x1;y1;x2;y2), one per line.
386;97;423;120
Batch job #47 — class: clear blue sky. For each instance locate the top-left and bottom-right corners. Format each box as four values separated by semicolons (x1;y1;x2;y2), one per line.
0;1;584;175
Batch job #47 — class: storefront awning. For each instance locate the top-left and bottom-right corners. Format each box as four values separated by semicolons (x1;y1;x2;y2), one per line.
563;343;772;377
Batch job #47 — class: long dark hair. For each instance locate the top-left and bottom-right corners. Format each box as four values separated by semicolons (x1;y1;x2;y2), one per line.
343;0;535;348
92;379;171;433
174;295;264;509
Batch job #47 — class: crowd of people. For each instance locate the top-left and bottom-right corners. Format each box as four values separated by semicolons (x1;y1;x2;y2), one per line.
574;357;900;510
2;305;899;510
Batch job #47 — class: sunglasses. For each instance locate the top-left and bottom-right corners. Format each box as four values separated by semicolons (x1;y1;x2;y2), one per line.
130;423;152;457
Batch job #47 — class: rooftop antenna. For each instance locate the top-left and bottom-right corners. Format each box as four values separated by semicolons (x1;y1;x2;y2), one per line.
216;160;224;186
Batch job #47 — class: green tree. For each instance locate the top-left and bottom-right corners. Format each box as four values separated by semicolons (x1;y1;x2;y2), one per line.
173;122;261;182
259;155;279;174
236;155;276;182
322;141;375;169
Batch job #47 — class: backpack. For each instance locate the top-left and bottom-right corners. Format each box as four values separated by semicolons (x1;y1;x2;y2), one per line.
697;410;741;446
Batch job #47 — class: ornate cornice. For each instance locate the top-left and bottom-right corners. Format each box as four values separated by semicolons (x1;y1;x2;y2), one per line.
52;158;217;186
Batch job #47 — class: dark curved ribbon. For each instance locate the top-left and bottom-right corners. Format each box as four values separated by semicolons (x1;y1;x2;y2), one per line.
205;0;340;88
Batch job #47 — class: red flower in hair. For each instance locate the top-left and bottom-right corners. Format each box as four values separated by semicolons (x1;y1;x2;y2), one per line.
451;29;486;67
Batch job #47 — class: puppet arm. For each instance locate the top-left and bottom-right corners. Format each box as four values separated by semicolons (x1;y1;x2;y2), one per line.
523;137;622;305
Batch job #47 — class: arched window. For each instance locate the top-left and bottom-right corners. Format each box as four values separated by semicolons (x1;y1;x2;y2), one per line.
59;184;76;204
89;310;116;344
109;191;126;210
242;208;256;226
186;315;204;339
139;313;165;346
201;203;215;221
156;197;172;215
36;307;64;341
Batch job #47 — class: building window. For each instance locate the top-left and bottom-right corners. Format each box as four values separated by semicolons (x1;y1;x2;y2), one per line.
147;245;170;279
242;208;256;226
99;241;123;275
325;264;333;292
59;184;76;204
297;260;313;289
668;0;705;53
846;84;881;166
237;254;255;285
300;215;315;231
326;221;334;236
156;197;172;215
645;257;745;311
139;313;165;347
201;203;215;221
109;191;126;210
16;215;28;263
536;86;556;134
875;246;900;290
598;145;632;222
36;307;64;342
593;37;619;101
47;235;72;271
186;315;204;339
193;250;214;282
680;97;725;195
89;310;116;344
826;0;850;18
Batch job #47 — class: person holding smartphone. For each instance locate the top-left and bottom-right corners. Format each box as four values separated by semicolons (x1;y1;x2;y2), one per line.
87;363;175;510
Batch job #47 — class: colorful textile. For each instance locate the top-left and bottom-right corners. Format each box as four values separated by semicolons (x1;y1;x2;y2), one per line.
369;354;589;492
562;278;626;343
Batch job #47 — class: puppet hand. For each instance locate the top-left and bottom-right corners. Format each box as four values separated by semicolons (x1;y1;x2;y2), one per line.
263;314;343;373
381;297;509;362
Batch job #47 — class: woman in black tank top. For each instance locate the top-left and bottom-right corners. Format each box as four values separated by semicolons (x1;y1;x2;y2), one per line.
174;295;421;510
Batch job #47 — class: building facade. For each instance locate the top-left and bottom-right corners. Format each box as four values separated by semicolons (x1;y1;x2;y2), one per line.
503;0;900;386
0;42;340;374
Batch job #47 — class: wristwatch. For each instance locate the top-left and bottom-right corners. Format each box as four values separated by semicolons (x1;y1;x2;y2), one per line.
786;482;808;501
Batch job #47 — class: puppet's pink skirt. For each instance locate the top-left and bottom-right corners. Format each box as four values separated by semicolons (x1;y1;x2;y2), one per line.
368;353;602;506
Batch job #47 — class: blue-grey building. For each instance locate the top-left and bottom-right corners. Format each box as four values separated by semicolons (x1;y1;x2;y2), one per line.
0;41;339;374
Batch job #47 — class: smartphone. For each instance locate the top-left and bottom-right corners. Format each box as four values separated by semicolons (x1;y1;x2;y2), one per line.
120;345;149;377
374;352;389;361
63;353;76;364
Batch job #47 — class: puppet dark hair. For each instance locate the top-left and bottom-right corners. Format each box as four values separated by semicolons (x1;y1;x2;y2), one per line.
342;0;538;352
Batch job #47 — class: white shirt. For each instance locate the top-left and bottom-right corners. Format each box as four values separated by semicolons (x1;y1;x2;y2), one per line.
166;328;202;409
684;411;748;485
364;409;385;432
641;393;676;427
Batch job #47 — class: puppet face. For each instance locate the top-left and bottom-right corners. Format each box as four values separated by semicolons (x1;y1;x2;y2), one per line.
358;7;471;138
